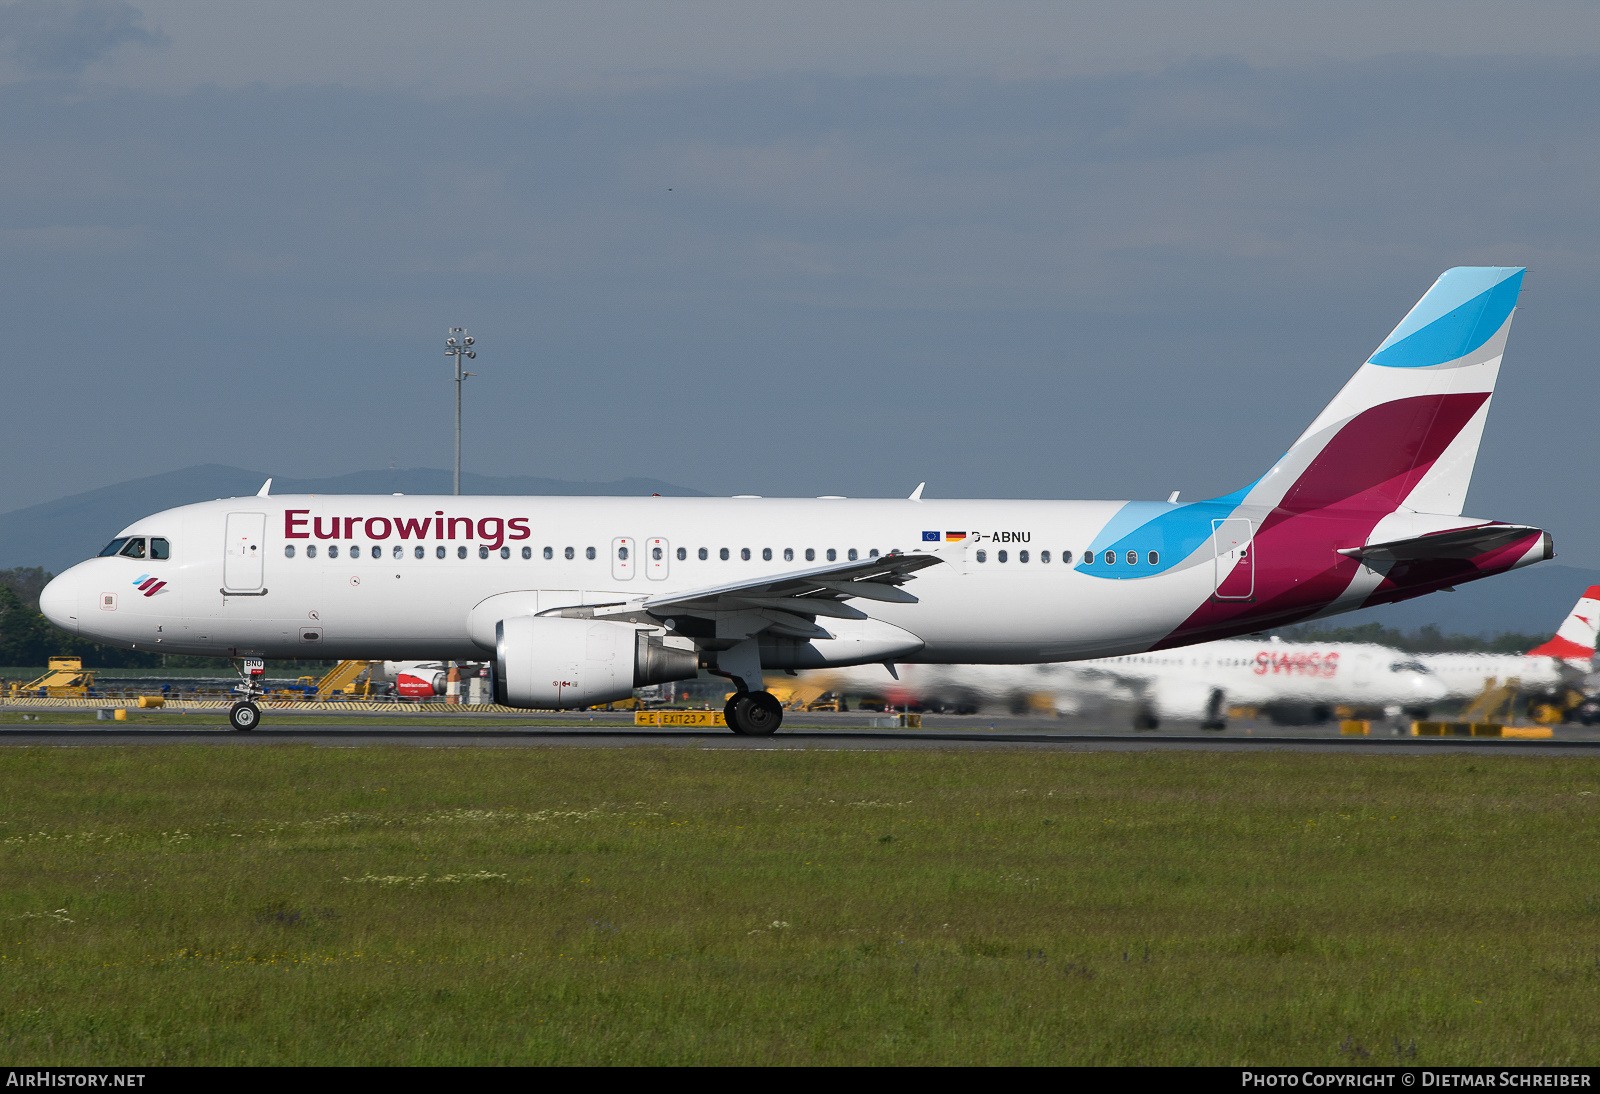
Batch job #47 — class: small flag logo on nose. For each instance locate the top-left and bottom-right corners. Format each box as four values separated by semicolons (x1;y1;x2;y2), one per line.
131;574;167;597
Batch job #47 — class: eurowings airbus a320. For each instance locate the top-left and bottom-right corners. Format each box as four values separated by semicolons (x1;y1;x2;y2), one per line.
39;266;1550;733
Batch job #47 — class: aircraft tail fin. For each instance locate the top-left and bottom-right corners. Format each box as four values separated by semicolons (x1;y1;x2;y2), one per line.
1244;267;1524;518
1527;586;1600;665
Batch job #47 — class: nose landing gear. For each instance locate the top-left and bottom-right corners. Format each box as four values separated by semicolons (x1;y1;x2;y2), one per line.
230;657;267;731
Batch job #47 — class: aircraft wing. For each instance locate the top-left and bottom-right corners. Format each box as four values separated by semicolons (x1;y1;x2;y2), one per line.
549;551;944;640
642;551;942;625
1337;524;1545;564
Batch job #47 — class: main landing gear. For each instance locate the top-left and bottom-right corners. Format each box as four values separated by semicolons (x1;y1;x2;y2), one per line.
229;656;267;732
725;691;784;736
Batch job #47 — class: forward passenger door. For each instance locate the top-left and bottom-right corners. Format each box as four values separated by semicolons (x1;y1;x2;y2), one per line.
223;512;266;593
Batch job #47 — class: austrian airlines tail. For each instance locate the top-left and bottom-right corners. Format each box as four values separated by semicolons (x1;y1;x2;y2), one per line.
1527;586;1600;667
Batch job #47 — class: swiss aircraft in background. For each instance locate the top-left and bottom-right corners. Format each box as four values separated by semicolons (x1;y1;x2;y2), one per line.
790;641;1448;728
795;587;1600;728
40;267;1549;733
1419;585;1600;700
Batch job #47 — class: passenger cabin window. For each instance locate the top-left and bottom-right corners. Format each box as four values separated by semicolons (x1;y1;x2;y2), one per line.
997;550;1007;563
393;545;403;559
805;549;815;561
585;547;596;560
762;548;772;561
458;546;468;559
307;545;318;558
869;549;879;558
826;549;836;562
720;548;729;560
479;546;489;559
119;538;146;559
784;548;793;561
848;548;858;561
741;548;751;561
677;547;687;561
521;546;531;559
436;546;446;559
98;538;129;557
329;545;340;559
1040;550;1050;563
543;546;553;559
501;547;510;559
565;547;575;560
1148;551;1159;566
284;545;295;558
1127;550;1138;565
1061;551;1072;564
976;549;987;563
415;546;425;559
1104;551;1114;565
1019;550;1029;563
150;538;170;560
697;547;707;560
618;546;629;560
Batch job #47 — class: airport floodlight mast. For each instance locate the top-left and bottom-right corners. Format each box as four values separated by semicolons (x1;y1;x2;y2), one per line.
445;328;476;495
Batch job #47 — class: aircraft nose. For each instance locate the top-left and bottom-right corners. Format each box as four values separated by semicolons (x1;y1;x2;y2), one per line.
38;572;80;635
1416;674;1449;701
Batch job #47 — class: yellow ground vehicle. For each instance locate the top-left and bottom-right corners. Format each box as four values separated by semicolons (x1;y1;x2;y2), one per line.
9;658;95;699
279;661;377;701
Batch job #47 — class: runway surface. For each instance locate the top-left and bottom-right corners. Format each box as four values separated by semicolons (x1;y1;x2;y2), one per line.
5;711;1600;753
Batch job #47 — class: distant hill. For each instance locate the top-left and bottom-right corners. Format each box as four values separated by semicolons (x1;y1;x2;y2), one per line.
0;464;707;573
1288;563;1600;640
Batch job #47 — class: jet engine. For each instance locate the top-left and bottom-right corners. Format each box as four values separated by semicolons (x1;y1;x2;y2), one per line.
493;616;698;709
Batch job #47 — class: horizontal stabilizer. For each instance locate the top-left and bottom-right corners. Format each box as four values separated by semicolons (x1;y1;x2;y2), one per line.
1337;524;1546;564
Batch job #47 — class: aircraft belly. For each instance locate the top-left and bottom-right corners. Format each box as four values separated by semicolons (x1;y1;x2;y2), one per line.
905;563;1214;662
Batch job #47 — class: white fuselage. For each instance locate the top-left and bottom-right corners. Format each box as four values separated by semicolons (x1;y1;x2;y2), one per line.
1417;652;1570;697
41;494;1280;664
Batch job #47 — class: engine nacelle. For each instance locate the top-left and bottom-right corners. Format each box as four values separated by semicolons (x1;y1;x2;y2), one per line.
493;616;698;709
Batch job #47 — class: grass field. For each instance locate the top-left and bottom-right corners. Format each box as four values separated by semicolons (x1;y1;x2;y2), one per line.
3;744;1599;1066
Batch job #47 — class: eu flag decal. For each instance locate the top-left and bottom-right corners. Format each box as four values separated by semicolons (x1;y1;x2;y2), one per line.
921;530;940;542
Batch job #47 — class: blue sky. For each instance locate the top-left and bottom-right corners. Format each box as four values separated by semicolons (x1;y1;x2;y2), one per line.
3;2;1598;560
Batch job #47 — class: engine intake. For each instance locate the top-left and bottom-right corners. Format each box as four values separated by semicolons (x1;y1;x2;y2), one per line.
493;616;698;709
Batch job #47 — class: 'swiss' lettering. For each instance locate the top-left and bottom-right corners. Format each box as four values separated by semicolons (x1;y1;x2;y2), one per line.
284;509;536;546
1252;650;1340;678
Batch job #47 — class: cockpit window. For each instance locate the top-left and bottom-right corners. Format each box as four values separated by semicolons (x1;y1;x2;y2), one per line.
118;538;146;559
1390;661;1430;674
98;538;129;557
149;538;170;560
